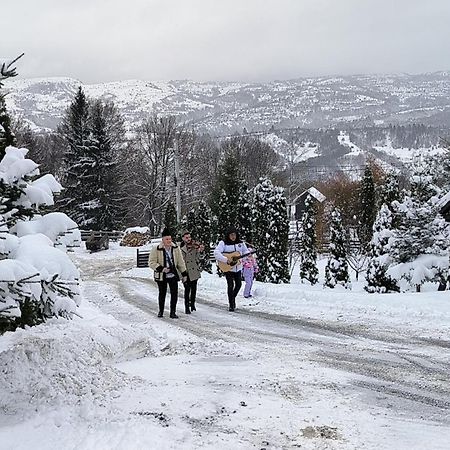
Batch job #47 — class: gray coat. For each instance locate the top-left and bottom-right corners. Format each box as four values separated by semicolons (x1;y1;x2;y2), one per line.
180;243;202;281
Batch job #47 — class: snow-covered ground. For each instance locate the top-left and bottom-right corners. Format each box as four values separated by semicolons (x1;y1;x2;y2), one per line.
1;243;450;449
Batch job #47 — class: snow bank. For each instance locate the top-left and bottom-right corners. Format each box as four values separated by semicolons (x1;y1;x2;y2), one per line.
0;300;158;419
12;212;81;251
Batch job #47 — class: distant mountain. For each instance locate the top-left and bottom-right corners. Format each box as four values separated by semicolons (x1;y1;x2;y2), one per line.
4;73;450;177
4;72;450;134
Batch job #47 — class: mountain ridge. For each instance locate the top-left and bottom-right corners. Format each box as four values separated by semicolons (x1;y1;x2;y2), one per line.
4;72;450;134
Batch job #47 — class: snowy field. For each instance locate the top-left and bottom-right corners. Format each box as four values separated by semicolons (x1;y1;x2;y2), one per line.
1;243;450;450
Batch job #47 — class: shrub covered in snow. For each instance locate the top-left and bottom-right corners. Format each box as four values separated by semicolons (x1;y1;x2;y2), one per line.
298;194;319;285
252;178;290;284
324;208;350;289
386;172;449;291
365;204;399;293
0;146;81;332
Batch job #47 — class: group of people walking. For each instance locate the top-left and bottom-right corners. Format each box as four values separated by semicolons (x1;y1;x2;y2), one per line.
148;226;258;318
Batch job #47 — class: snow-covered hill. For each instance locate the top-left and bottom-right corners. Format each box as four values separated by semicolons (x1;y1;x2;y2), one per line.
4;72;450;134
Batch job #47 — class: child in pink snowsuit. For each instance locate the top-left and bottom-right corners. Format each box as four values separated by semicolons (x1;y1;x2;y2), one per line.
242;248;258;298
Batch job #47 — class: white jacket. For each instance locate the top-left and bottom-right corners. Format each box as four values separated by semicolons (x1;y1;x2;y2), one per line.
214;241;249;273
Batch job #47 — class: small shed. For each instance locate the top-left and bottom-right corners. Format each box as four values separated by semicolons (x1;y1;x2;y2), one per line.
290;186;326;221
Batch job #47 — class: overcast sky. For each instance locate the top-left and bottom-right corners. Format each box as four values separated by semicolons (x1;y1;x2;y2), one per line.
2;0;450;84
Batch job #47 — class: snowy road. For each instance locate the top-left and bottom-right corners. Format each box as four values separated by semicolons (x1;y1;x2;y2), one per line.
2;247;449;450
80;249;450;449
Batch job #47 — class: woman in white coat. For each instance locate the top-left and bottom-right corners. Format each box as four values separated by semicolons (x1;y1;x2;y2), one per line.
214;226;249;311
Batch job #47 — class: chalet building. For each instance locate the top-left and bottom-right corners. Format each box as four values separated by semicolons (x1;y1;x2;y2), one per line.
289;186;326;222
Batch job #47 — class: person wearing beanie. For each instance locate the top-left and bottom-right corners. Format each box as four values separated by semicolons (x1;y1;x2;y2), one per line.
149;227;188;318
214;226;249;311
179;230;205;314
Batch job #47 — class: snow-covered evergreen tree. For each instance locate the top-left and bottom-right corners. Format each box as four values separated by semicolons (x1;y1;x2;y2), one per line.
236;183;253;243
359;165;376;247
0;55;21;159
194;200;213;273
324;208;350;288
89;99;125;230
164;201;178;234
252;178;290;283
378;171;401;208
210;150;243;238
299;194;318;285
58;86;97;227
0;146;81;333
365;204;399;293
387;172;448;291
0;95;15;159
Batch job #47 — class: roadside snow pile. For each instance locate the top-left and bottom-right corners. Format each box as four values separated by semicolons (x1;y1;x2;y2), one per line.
0;146;81;331
12;212;81;251
0;301;160;419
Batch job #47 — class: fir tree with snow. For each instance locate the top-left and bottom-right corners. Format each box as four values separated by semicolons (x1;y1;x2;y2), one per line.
359;164;377;247
0;55;22;159
298;194;319;285
0;95;15;159
378;171;401;209
210;149;244;238
365;204;399;293
324;208;350;289
388;197;449;291
252;178;290;284
89;99;125;230
236;183;253;243
387;172;448;291
58;87;97;228
0;146;81;333
164;201;178;235
194;200;213;273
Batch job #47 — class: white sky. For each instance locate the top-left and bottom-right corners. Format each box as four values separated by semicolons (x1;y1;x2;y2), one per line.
2;0;450;83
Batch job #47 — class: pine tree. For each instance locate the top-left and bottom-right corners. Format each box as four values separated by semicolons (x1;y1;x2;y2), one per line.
89;100;125;230
58;87;96;227
236;183;253;243
299;194;319;285
378;172;401;208
210;150;243;238
359;165;376;247
324;208;350;288
365;204;399;293
164;201;178;234
252;178;290;283
194;200;213;273
0;95;15;159
388;172;448;291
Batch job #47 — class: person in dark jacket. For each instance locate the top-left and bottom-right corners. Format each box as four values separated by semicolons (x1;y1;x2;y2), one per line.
149;228;188;318
180;230;205;314
214;227;249;311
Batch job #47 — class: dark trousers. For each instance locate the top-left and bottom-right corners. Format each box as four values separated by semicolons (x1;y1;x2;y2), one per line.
225;271;242;308
184;278;198;308
157;278;178;314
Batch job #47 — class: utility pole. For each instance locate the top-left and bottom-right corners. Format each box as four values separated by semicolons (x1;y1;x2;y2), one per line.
174;138;181;223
